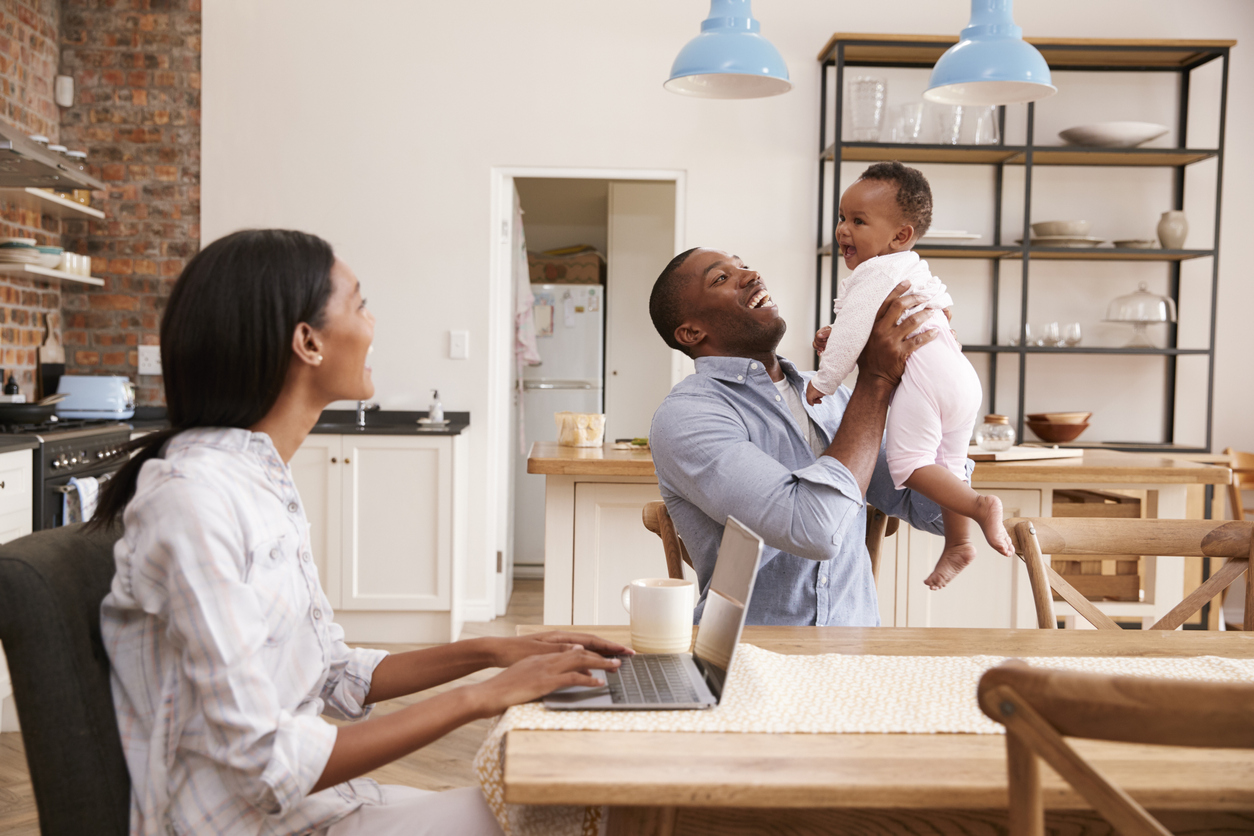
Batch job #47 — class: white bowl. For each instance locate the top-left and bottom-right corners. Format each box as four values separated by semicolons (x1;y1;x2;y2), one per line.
1058;122;1169;148
1031;220;1091;237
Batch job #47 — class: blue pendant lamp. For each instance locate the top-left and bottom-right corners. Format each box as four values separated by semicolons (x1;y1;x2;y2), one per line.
925;0;1056;106
665;0;791;99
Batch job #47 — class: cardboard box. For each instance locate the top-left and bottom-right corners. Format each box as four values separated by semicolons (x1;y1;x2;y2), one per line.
527;250;606;284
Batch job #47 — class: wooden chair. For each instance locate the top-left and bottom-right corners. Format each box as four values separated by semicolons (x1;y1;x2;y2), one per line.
1005;516;1254;631
1224;447;1254;522
642;501;899;583
978;660;1254;836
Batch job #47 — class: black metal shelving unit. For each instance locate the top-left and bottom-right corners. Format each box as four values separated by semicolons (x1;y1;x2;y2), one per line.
816;35;1232;454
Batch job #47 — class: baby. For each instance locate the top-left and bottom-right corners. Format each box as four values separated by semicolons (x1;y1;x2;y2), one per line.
806;161;1013;589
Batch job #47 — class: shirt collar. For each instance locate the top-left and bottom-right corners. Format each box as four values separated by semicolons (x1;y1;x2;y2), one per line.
695;354;802;385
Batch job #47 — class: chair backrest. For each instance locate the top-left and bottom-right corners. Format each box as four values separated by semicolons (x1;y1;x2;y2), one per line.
978;660;1254;836
643;501;899;583
642;501;693;581
1223;447;1254;522
0;523;129;836
1006;516;1254;631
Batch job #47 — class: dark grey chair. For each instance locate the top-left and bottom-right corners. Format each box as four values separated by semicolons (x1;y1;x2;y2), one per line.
0;523;129;835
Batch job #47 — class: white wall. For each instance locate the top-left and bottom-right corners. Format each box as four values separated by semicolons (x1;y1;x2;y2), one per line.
203;1;1254;606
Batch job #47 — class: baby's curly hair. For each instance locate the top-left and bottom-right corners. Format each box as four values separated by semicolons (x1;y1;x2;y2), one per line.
859;161;933;240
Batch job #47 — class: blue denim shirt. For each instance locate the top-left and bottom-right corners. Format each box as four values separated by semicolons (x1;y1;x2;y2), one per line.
649;355;956;627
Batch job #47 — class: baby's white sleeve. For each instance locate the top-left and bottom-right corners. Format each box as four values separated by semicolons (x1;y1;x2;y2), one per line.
810;267;904;395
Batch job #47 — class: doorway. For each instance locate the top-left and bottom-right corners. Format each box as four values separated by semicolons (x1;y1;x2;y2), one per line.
487;167;685;615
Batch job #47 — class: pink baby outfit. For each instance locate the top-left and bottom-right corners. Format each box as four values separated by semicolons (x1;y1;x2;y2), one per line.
811;250;981;489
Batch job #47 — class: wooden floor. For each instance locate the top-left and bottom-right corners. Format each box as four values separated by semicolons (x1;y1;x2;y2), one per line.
0;579;543;835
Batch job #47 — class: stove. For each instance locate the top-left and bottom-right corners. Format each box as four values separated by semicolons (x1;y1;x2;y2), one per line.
11;419;134;530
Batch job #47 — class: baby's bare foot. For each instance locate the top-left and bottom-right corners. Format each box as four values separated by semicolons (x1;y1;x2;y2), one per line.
925;541;977;590
974;493;1014;556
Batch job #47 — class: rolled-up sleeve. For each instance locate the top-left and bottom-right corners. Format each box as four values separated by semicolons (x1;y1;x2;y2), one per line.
320;622;388;721
651;394;863;562
126;478;337;817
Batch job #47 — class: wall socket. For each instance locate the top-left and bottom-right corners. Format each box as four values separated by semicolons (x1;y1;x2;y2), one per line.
137;345;162;376
449;330;469;360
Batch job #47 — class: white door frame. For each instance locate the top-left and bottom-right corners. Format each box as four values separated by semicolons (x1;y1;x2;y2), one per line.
487;166;686;610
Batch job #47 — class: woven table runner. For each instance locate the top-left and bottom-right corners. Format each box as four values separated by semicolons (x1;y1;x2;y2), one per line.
472;644;1254;836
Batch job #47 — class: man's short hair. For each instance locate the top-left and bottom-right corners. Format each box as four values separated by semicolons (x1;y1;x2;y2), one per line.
649;247;700;356
859;161;933;239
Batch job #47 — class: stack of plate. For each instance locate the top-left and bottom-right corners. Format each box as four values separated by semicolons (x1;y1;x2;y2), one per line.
1016;220;1105;248
0;238;41;265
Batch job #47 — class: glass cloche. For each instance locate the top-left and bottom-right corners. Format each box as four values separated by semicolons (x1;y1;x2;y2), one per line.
1104;282;1176;348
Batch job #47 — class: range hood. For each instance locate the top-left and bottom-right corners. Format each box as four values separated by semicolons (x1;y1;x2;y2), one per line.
0;125;105;190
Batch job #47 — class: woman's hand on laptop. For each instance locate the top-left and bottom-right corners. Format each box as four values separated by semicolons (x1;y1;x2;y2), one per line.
488;631;633;668
467;647;623;717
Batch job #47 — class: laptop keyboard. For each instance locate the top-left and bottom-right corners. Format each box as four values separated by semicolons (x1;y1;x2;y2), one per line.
605;654;700;704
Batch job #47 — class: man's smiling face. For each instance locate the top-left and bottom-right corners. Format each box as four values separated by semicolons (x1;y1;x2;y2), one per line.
675;248;786;358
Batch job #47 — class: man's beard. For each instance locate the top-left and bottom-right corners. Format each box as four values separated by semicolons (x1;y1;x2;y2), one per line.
705;308;787;357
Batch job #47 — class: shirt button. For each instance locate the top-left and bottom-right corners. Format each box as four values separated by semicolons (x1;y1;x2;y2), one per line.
313;609;323;620
302;551;312;563
819;577;828;587
750;363;758;370
737;375;744;381
287;502;298;513
775;395;782;402
270;548;279;559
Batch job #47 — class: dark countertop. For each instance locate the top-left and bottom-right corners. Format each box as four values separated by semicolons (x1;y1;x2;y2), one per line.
125;408;470;437
0;437;39;454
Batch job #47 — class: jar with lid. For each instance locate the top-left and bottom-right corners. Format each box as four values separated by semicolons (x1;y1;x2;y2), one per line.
974;414;1015;452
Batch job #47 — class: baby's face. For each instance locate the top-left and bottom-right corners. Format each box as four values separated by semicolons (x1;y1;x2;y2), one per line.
835;178;913;270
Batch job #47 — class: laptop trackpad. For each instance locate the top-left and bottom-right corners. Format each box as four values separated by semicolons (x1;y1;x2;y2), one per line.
543;669;614;708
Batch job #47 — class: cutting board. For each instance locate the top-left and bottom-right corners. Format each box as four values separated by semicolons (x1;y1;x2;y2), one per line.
967;444;1085;463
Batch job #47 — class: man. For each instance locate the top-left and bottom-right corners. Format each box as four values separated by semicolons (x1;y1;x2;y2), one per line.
648;247;961;626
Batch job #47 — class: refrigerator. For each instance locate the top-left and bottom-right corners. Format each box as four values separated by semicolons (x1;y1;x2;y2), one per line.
513;282;605;570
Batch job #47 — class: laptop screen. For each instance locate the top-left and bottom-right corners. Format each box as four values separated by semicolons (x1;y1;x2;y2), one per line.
691;515;764;695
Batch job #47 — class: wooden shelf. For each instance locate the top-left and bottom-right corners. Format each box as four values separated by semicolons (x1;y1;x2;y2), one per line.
1006;248;1213;261
0;263;104;286
0;188;104;220
962;345;1209;356
818;244;1211;262
823;143;1217;168
817;34;1234;70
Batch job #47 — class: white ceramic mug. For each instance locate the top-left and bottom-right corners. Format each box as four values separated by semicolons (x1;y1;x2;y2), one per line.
621;578;695;654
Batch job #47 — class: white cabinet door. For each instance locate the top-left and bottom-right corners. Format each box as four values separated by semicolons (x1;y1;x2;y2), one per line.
0;449;32;732
902;489;1042;629
571;482;666;625
340;436;451;611
290;436;342;608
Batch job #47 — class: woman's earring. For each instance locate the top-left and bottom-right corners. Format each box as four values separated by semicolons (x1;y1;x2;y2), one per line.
315;355;323;365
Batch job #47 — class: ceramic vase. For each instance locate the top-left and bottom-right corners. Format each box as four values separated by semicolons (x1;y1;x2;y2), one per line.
1157;210;1188;250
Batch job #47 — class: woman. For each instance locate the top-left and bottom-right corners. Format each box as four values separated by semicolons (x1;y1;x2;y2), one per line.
96;229;626;836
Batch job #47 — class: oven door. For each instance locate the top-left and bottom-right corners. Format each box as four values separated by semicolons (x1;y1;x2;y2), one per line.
43;460;125;530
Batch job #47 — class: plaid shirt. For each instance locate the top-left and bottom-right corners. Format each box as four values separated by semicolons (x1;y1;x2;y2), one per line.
101;428;389;836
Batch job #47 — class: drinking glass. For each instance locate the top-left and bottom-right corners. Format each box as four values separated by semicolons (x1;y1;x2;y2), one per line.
1063;323;1083;347
931;103;964;145
968;105;1000;145
888;103;925;143
848;77;888;141
1040;322;1062;347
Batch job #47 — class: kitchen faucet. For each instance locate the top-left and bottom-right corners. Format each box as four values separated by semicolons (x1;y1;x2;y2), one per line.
356;400;379;428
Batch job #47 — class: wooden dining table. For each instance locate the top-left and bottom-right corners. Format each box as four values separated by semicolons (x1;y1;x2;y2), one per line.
505;625;1254;835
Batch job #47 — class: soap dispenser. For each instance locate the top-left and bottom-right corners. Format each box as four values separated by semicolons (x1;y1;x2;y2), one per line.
428;389;444;423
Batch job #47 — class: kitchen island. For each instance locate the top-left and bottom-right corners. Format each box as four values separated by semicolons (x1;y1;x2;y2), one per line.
527;443;1231;629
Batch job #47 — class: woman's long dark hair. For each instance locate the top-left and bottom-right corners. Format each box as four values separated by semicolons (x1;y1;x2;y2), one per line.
92;229;335;528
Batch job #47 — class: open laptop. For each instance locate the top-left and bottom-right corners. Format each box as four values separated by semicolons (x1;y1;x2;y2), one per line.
544;515;764;711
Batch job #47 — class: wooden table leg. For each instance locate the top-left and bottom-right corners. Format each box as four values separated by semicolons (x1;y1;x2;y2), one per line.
606;806;677;836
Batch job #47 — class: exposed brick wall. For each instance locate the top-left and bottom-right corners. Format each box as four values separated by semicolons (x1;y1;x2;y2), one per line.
59;0;200;405
0;0;62;395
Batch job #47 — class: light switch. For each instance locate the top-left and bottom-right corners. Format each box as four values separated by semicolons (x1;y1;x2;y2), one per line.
449;330;469;360
138;345;162;376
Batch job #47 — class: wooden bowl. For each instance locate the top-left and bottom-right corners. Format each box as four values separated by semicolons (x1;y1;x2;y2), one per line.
1027;420;1089;443
1025;411;1092;424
